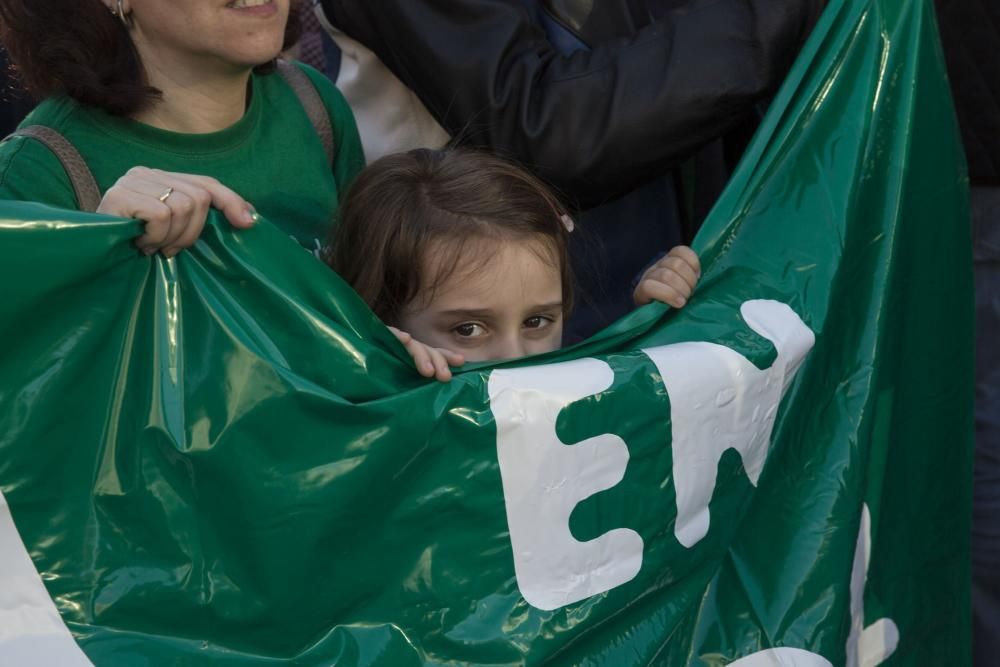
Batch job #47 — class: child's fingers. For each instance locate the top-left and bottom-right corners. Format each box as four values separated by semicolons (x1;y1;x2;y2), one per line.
403;339;454;382
635;246;700;307
634;278;687;308
396;334;437;378
406;340;435;377
666;264;698;297
388;326;413;344
650;256;699;292
437;348;466;367
414;344;439;378
667;245;701;275
425;346;453;382
388;327;459;382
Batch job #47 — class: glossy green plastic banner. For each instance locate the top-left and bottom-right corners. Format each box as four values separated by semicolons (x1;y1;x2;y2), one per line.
0;0;973;664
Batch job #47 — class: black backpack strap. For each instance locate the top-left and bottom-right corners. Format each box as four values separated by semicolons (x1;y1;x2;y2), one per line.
277;60;335;165
7;125;102;212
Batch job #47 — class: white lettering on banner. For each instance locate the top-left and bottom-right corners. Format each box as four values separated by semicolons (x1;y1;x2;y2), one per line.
728;647;834;666
489;300;815;610
643;300;816;547
846;504;899;667
0;490;94;666
488;358;643;611
724;503;899;664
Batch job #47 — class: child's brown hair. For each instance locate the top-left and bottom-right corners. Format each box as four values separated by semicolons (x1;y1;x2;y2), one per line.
325;148;574;326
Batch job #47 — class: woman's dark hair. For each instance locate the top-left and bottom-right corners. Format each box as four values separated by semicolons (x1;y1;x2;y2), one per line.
0;0;301;116
326;148;575;327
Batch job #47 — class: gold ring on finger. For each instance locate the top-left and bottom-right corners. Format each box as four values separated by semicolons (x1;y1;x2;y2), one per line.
158;186;174;203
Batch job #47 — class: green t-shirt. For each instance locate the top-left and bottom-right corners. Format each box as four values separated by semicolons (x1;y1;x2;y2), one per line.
0;63;365;254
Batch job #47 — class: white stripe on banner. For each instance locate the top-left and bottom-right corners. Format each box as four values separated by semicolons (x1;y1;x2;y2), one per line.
0;490;93;666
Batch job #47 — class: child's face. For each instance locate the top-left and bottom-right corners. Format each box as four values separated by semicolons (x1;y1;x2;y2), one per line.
398;238;564;362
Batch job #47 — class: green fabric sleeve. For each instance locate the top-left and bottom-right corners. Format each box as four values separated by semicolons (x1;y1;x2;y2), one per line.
0;135;80;211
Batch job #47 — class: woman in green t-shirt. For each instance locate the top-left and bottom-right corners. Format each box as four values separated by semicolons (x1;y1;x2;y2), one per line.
0;0;365;257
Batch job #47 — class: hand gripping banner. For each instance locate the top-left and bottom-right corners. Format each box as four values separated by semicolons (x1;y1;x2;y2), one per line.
0;0;973;664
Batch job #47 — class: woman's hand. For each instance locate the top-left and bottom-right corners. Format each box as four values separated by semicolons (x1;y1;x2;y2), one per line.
388;327;465;382
633;246;702;308
97;167;258;257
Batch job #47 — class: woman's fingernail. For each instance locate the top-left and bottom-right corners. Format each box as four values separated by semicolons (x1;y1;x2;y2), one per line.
245;208;260;225
142;247;156;256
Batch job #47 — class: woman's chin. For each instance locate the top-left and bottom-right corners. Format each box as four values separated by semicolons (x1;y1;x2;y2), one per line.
225;45;286;71
233;41;282;68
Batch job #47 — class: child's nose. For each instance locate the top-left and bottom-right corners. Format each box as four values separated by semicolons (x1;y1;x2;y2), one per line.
492;335;529;361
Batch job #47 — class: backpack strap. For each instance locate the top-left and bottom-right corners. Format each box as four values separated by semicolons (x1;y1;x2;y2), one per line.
7;125;102;212
277;60;335;166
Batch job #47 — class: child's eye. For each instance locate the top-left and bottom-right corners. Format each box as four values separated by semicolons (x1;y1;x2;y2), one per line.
523;316;552;330
453;322;486;338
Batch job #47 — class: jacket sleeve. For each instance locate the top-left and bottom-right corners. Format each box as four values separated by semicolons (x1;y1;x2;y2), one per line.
321;0;825;206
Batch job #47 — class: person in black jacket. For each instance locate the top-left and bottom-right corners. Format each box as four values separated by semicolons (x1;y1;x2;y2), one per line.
935;1;1000;662
317;0;824;338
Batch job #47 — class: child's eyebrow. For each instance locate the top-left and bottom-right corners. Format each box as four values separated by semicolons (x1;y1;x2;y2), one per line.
437;303;563;319
437;308;497;319
531;302;564;312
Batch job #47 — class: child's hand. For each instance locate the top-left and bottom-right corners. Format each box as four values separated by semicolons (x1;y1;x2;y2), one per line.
389;327;465;382
633;246;701;308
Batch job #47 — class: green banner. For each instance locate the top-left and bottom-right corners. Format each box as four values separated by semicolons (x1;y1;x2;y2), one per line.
0;0;973;664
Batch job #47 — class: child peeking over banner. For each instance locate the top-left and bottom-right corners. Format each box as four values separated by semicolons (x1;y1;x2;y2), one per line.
324;148;700;380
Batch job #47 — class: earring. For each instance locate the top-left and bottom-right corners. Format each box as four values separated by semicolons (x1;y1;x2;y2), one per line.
111;0;133;28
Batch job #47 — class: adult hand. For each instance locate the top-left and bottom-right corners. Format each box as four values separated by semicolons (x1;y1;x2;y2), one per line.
97;167;258;257
633;245;701;308
388;326;465;382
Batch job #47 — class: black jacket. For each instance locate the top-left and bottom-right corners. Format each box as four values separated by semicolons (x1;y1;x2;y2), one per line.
935;0;999;185
320;0;825;207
